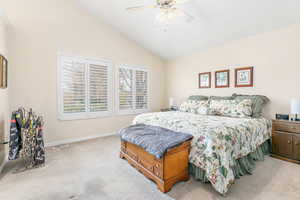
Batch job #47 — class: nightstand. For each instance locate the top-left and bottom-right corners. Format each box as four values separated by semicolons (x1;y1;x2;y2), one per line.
161;108;172;112
271;119;300;164
160;108;177;112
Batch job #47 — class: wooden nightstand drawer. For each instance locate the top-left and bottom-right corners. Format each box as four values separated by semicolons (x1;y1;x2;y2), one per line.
272;131;293;158
273;121;300;134
294;134;300;160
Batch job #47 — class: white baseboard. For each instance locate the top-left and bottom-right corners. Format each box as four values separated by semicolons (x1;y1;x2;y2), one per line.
45;132;116;147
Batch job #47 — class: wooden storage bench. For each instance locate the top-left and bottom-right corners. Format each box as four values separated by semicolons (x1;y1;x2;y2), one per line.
120;139;192;193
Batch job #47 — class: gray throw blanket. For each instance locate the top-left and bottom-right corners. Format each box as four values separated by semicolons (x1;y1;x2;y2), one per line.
118;124;193;159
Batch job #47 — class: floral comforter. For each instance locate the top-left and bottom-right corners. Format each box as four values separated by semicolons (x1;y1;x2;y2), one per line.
133;111;272;194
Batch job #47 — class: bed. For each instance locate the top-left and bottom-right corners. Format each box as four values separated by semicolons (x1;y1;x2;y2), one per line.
133;111;272;194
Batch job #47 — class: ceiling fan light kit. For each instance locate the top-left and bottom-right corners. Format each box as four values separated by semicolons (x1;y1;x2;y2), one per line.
157;8;184;23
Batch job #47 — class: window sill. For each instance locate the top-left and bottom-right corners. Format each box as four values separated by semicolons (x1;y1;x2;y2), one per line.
116;109;150;116
58;110;150;121
58;112;113;121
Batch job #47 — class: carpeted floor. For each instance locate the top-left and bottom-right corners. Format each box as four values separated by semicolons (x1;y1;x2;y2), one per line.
0;135;300;200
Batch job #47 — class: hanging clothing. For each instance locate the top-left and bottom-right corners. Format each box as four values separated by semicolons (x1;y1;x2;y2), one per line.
8;110;23;160
8;108;45;168
35;117;45;166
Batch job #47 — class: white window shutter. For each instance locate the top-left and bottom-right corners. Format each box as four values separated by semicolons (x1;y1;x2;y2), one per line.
58;55;113;120
119;68;134;110
61;58;86;114
117;66;149;114
135;70;148;110
88;63;109;112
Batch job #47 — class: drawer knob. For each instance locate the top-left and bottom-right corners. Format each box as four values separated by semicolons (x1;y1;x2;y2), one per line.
288;140;291;144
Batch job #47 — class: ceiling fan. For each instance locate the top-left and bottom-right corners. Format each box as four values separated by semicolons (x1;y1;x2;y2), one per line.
126;0;194;24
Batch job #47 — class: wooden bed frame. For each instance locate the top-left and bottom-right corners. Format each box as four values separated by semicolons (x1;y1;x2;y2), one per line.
120;140;192;193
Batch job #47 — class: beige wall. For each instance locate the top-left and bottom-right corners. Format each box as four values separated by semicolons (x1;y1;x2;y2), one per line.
3;0;165;143
166;24;300;118
0;19;8;166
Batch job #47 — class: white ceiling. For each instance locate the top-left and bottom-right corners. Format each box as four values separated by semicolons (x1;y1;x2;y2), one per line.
77;0;300;60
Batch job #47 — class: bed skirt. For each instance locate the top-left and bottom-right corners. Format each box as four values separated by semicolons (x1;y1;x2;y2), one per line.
189;140;271;182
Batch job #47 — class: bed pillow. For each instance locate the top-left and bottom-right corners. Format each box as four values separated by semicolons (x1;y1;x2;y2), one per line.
179;100;209;115
188;95;209;101
209;99;253;118
232;94;270;118
210;96;234;100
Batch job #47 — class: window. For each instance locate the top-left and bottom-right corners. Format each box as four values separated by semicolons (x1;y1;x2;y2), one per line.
117;65;149;114
58;55;113;120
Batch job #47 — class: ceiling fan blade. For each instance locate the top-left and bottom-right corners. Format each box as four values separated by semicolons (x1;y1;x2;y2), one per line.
126;5;157;12
174;0;190;4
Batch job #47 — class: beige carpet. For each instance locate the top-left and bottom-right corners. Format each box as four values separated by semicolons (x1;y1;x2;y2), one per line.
0;135;300;200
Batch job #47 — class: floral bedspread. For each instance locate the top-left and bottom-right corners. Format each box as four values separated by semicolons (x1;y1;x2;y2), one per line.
133;111;272;194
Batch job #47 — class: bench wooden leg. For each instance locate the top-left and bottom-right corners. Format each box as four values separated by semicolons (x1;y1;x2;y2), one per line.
157;172;190;193
119;151;125;159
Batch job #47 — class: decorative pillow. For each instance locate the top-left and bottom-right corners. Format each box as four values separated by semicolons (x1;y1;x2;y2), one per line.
232;94;270;118
210;96;234;100
179;100;209;115
188;95;209;101
209;99;253;118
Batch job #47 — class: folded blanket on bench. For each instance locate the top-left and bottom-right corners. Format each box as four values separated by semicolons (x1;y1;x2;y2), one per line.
118;124;193;159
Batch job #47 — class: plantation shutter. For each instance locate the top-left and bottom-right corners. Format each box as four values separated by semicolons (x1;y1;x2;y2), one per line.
59;56;112;120
135;70;148;109
118;66;148;112
88;63;109;112
119;68;134;110
62;58;86;114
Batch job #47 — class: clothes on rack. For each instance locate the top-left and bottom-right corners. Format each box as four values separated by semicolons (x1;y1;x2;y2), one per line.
8;110;23;160
8;108;45;168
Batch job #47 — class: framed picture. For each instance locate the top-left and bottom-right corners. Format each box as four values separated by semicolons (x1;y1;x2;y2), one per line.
235;67;253;87
0;55;8;89
215;70;230;88
199;72;211;88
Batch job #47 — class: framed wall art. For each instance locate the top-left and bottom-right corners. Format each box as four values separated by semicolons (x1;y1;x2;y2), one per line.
235;67;253;87
199;72;211;88
0;54;7;89
215;69;230;88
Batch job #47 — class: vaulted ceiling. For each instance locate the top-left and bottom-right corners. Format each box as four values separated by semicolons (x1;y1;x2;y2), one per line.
78;0;300;60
